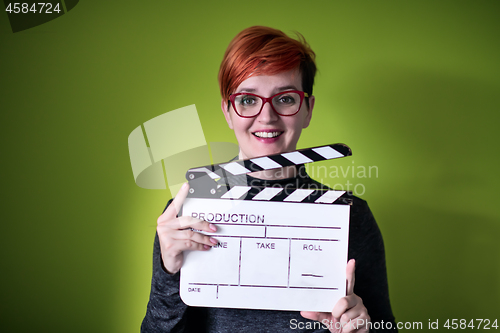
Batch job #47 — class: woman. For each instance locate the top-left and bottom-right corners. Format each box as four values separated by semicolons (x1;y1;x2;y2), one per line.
142;26;396;332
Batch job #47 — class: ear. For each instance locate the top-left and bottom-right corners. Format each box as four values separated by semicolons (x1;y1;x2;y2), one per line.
302;95;315;129
221;99;234;130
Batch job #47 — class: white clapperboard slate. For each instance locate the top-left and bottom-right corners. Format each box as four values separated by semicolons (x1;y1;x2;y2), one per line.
180;144;353;312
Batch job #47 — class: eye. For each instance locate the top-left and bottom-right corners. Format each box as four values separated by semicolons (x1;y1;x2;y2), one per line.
277;94;296;105
238;95;258;106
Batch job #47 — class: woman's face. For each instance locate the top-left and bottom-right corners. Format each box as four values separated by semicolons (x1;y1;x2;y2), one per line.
221;68;314;160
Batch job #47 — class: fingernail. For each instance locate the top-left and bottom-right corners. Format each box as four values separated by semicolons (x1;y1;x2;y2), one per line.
181;183;188;189
209;224;217;232
203;245;210;250
210;238;218;244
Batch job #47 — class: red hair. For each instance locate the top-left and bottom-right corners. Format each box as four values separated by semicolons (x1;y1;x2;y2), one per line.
218;26;317;104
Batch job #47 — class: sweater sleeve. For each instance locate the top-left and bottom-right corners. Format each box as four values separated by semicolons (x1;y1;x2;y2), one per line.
141;233;191;333
348;198;397;332
141;200;192;333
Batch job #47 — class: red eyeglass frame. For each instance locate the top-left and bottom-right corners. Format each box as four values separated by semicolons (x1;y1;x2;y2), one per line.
228;90;309;118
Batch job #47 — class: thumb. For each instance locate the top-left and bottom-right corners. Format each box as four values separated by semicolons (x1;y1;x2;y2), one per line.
300;311;332;323
162;182;189;221
346;259;356;295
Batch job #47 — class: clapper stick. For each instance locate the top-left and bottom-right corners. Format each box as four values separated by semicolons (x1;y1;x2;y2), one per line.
186;143;352;201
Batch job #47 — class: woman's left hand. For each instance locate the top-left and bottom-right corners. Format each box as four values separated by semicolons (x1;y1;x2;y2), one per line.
300;259;370;333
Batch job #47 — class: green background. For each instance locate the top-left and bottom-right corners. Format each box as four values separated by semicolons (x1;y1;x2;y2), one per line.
1;1;499;332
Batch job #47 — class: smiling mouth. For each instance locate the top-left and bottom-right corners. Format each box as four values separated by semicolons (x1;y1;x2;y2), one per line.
252;131;283;138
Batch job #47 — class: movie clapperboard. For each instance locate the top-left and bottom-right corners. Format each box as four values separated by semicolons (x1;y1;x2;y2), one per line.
180;144;353;312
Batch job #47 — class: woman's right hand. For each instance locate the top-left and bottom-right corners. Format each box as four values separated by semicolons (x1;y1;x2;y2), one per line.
157;182;218;274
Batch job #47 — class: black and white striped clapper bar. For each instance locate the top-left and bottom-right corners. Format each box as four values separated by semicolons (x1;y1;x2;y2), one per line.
185;143;353;203
180;144;353;312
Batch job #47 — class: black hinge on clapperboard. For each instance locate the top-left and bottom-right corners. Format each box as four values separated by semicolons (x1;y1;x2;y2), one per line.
185;144;354;205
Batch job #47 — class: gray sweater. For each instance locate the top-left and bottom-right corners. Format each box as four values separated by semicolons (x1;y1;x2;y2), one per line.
141;167;397;332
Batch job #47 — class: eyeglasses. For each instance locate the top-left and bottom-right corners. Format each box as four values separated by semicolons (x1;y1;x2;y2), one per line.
229;90;309;118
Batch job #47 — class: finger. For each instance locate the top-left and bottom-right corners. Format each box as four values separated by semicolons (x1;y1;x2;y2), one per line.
158;213;200;227
171;229;219;247
172;182;190;216
177;216;217;232
340;303;370;333
160;216;217;234
339;298;365;323
300;311;332;323
157;218;216;240
346;259;356;295
331;295;358;320
166;237;213;254
162;183;190;221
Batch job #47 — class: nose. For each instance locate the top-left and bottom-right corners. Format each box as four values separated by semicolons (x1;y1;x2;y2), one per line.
257;100;279;123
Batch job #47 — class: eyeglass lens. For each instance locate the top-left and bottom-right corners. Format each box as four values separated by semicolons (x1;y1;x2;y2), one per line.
233;92;302;117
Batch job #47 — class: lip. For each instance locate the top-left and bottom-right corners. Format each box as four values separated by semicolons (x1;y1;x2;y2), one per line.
251;129;284;143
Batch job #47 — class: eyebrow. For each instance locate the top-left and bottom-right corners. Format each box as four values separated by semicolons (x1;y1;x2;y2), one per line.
236;85;300;94
237;88;257;93
275;85;299;92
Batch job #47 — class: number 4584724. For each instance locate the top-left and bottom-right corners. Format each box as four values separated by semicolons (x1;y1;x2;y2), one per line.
5;3;61;14
444;319;498;330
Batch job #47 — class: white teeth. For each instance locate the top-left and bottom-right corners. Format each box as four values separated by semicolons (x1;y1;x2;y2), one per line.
253;131;282;138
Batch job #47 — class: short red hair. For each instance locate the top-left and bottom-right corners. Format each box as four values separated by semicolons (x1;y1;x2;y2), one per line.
218;26;317;103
